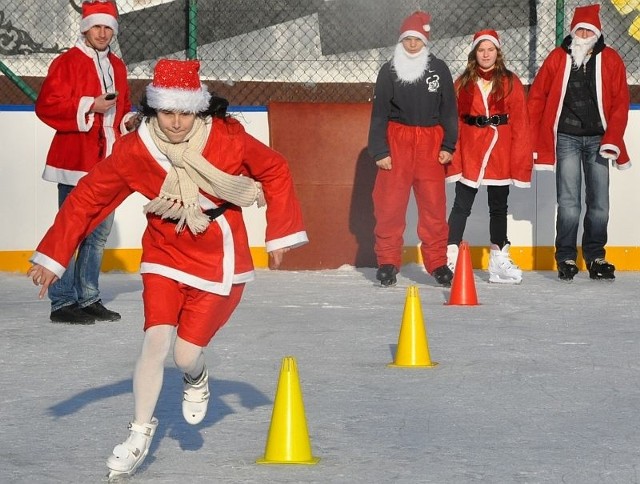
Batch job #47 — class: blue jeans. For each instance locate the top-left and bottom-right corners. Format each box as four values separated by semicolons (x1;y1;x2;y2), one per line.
48;183;114;311
555;133;609;263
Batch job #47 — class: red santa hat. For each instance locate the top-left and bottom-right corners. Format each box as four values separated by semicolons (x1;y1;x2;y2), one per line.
398;11;431;45
146;59;212;113
80;1;119;34
471;29;501;50
570;4;602;38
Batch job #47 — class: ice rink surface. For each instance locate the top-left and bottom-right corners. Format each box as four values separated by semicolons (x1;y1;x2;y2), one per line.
2;266;639;483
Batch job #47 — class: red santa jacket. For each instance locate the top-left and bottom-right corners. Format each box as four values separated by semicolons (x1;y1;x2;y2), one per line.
31;117;308;295
35;41;131;186
527;43;630;170
446;74;532;188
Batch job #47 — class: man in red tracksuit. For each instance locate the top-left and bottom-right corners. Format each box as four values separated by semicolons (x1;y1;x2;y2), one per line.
368;10;458;287
368;12;458;286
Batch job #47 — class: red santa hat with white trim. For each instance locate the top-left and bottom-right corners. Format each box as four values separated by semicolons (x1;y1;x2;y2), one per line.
398;11;431;45
570;4;602;38
146;59;212;114
80;0;119;35
471;29;501;49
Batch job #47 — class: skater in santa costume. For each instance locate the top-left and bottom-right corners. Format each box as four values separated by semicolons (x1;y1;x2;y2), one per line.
367;10;458;287
445;29;532;284
528;4;630;281
27;58;308;478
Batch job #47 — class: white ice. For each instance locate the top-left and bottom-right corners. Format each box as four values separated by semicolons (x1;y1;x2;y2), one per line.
1;266;639;483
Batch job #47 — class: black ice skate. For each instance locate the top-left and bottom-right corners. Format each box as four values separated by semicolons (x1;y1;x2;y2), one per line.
431;265;453;287
376;264;398;287
586;258;615;281
557;260;579;282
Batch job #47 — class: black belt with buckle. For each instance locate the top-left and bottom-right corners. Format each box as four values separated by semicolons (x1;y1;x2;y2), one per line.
463;114;509;127
203;202;233;220
165;202;233;224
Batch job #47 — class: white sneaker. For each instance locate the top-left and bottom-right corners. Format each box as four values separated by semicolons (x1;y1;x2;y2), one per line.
446;244;459;273
488;243;522;284
183;368;209;425
107;418;158;479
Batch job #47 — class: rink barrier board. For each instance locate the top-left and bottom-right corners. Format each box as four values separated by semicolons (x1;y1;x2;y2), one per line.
2;246;640;273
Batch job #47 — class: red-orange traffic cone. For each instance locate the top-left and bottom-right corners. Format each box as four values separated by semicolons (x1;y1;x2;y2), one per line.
446;241;479;306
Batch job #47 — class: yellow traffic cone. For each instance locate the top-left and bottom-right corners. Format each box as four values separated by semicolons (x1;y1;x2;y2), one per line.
388;285;438;368
257;356;320;465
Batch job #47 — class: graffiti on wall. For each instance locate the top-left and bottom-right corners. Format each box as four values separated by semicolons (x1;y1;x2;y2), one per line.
0;11;63;55
1;0;640;84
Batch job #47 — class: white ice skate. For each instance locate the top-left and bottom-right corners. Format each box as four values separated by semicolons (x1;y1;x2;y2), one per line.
488;243;522;284
182;368;209;425
447;244;459;273
106;417;158;480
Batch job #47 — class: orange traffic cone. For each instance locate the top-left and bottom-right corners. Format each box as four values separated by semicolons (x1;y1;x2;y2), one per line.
257;356;320;465
388;285;438;368
446;241;479;306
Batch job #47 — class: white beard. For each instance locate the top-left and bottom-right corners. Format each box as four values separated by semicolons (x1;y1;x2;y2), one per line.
392;43;430;84
570;35;597;68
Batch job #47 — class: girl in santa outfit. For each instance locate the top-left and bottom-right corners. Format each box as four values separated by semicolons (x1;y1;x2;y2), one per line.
27;59;308;478
445;30;532;284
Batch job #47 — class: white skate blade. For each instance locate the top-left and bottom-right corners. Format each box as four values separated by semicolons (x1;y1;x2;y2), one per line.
489;273;522;284
107;469;133;481
106;454;146;481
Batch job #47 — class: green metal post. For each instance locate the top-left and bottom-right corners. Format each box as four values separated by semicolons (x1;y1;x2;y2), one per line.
187;0;198;59
555;0;565;46
0;60;38;102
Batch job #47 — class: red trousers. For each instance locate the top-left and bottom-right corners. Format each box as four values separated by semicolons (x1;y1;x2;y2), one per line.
372;122;448;273
142;273;245;347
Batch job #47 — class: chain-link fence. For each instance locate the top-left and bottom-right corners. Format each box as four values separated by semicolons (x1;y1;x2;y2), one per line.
2;0;640;105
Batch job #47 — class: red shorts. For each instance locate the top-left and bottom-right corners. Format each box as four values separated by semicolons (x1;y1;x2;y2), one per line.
142;273;245;347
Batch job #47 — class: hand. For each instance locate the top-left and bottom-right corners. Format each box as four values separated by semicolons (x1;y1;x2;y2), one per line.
26;264;58;299
376;156;392;170
124;112;143;132
90;92;118;114
269;247;290;269
438;151;453;165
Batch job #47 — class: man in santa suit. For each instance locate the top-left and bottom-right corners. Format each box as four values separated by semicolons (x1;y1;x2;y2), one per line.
528;4;631;281
35;0;136;323
27;58;308;478
368;10;458;287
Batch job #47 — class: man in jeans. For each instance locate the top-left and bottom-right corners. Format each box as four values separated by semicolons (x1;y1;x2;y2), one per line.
528;4;631;281
36;1;135;322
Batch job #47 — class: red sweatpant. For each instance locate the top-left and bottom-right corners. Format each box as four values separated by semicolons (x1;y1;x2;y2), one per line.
372;122;448;274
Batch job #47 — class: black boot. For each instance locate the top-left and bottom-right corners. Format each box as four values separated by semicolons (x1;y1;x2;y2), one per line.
557;260;579;281
50;304;96;325
431;265;453;287
376;264;398;287
586;258;615;280
81;300;122;321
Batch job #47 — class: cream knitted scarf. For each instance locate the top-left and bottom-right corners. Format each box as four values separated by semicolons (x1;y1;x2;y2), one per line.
144;116;265;234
